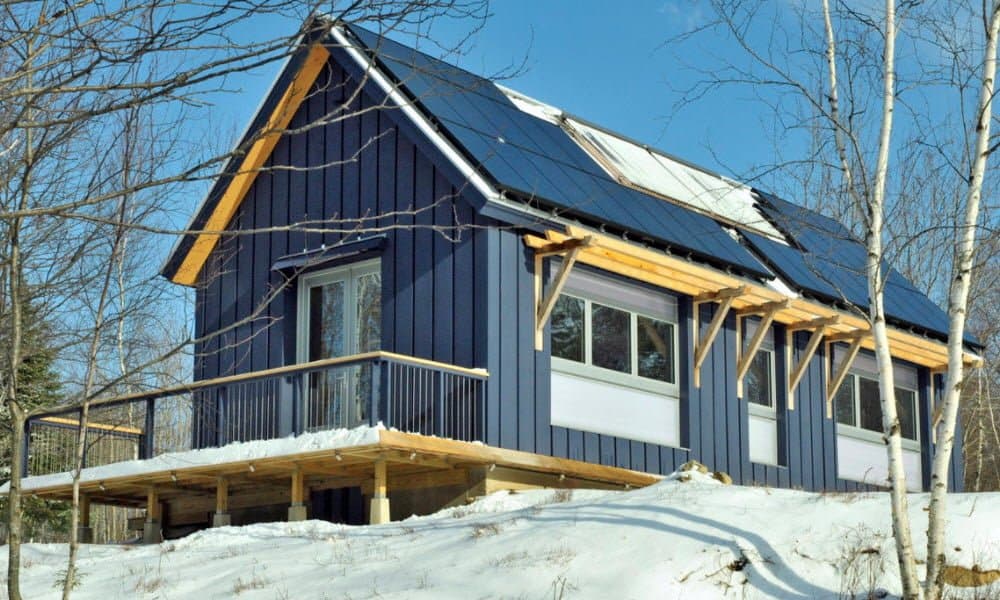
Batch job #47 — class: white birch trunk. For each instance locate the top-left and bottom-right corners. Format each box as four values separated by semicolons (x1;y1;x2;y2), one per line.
923;4;1000;598
867;1;923;597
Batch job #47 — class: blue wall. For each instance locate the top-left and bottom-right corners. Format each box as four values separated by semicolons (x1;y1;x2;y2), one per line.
192;49;961;492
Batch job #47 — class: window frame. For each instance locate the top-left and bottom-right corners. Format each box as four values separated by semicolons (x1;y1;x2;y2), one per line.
551;291;680;398
834;371;920;449
744;347;777;416
295;258;381;364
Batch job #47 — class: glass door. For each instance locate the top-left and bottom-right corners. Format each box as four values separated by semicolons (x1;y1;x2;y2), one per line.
298;260;381;431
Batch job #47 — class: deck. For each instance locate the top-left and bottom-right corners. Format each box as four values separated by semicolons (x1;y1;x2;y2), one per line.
15;352;661;541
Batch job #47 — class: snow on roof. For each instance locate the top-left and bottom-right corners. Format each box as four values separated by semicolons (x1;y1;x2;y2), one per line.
563;117;787;242
3;425;383;493
497;84;564;125
497;84;787;243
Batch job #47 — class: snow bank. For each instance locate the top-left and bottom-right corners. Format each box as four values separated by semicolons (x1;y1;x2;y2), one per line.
3;425;383;492
5;468;1000;599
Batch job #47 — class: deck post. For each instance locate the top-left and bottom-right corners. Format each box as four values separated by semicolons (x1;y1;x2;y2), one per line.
287;467;307;522
77;494;93;544
143;487;162;544
369;458;390;525
212;477;231;527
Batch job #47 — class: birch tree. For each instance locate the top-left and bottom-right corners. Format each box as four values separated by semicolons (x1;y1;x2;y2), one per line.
667;1;999;597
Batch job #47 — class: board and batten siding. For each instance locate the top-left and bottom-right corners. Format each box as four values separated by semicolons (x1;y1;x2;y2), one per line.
190;46;960;492
193;58;485;399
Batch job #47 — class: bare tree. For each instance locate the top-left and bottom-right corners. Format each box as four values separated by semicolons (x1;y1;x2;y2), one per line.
666;1;999;597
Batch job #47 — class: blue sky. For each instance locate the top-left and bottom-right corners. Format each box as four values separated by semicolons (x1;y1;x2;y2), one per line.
216;1;779;184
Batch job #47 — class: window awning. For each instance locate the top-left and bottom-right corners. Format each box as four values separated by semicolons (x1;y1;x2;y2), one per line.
271;236;386;273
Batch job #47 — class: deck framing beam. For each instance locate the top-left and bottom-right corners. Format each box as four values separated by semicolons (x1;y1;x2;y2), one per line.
693;286;747;388
533;236;593;350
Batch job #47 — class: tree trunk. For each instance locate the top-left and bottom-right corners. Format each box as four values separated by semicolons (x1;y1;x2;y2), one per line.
923;4;1000;598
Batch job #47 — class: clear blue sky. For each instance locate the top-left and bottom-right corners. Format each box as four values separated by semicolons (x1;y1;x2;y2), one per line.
216;1;781;185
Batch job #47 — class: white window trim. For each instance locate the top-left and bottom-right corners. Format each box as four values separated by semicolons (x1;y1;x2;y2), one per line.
835;372;920;451
552;292;680;399
295;258;380;364
744;348;777;413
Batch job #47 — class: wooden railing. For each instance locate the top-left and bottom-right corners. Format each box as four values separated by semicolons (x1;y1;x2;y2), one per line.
23;352;488;477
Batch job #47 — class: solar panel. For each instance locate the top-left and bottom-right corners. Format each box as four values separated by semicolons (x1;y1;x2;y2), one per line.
346;24;772;278
752;192;956;339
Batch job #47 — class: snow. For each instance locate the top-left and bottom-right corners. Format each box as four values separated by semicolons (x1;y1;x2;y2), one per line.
5;467;1000;599
3;426;383;493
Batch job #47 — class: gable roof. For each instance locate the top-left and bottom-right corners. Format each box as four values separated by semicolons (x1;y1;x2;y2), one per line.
162;19;980;353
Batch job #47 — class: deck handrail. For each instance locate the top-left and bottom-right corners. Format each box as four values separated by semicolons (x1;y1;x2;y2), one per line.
28;351;489;419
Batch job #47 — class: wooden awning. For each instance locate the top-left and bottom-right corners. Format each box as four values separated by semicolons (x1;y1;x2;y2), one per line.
524;226;979;371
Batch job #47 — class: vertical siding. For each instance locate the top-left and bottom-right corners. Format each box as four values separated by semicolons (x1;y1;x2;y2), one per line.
194;59;484;445
190;50;956;491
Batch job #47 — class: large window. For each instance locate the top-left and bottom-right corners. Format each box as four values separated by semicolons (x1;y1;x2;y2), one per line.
549;267;681;448
834;374;918;441
551;294;676;386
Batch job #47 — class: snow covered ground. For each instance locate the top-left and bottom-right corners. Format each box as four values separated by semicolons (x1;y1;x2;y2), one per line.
4;469;999;599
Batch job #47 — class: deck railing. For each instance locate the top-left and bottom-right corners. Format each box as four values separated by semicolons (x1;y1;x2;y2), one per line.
23;352;488;477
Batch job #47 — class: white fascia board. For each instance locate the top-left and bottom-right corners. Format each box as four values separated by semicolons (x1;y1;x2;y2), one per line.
329;26;500;205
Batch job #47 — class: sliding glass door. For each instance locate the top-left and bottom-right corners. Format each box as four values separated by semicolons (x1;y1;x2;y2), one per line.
297;260;381;431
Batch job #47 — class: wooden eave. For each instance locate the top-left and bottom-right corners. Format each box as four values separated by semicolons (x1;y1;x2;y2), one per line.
524;226;978;371
169;43;331;286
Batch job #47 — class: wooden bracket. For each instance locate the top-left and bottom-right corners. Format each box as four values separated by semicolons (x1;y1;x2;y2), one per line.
693;286;747;388
825;332;866;418
929;368;947;443
786;316;839;410
290;466;306;506
735;300;788;398
533;236;593;350
216;477;229;515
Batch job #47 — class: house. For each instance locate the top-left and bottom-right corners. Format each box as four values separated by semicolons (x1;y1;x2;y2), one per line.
18;18;981;541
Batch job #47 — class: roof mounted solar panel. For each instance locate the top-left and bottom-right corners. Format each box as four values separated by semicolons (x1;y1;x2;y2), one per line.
751;191;966;342
562;117;787;242
345;24;773;279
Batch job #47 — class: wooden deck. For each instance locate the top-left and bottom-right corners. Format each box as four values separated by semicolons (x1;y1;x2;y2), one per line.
19;430;662;540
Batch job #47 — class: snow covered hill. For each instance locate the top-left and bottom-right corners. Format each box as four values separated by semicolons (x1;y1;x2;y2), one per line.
4;468;999;599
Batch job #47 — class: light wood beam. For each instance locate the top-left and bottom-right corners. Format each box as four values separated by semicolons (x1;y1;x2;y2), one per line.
216;477;229;515
290;467;305;506
786;318;838;410
735;302;783;398
826;334;865;418
534;237;592;349
693;286;746;387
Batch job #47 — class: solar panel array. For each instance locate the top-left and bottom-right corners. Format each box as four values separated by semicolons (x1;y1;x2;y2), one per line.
347;25;772;278
750;193;956;340
347;25;962;342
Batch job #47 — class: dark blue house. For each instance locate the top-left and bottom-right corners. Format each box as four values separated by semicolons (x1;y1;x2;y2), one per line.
163;19;981;494
20;18;981;537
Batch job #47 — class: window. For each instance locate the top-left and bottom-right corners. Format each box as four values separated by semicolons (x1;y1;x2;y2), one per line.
834;373;918;441
552;293;676;386
549;275;681;448
297;260;381;431
744;350;774;408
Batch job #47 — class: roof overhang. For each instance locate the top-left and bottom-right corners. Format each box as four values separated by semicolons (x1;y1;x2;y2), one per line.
525;225;981;370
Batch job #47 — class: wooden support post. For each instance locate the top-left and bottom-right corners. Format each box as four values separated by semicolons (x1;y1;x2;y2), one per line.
78;494;93;544
786;316;839;410
693;286;746;388
825;333;865;418
212;477;231;527
369;457;390;525
533;236;592;349
288;467;307;522
143;488;161;544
